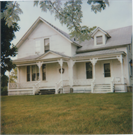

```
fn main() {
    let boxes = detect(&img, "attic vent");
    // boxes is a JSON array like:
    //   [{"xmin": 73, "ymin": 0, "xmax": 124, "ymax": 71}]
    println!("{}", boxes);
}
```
[{"xmin": 96, "ymin": 36, "xmax": 103, "ymax": 45}]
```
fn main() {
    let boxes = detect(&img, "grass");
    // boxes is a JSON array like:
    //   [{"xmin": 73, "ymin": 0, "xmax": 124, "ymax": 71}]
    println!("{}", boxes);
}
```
[{"xmin": 1, "ymin": 92, "xmax": 132, "ymax": 134}]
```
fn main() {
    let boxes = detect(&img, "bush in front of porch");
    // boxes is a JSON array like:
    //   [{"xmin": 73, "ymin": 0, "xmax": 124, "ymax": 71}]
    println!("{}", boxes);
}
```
[{"xmin": 1, "ymin": 93, "xmax": 132, "ymax": 134}]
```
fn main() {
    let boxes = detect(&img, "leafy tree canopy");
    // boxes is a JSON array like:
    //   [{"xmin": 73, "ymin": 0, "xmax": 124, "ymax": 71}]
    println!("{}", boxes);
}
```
[
  {"xmin": 1, "ymin": 1, "xmax": 20, "ymax": 75},
  {"xmin": 1, "ymin": 0, "xmax": 109, "ymax": 42}
]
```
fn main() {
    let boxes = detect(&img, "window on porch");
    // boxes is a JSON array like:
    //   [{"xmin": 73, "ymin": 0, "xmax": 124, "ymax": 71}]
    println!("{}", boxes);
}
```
[
  {"xmin": 27, "ymin": 66, "xmax": 30, "ymax": 81},
  {"xmin": 86, "ymin": 62, "xmax": 92, "ymax": 79},
  {"xmin": 44, "ymin": 38, "xmax": 49, "ymax": 53},
  {"xmin": 32, "ymin": 65, "xmax": 39, "ymax": 81},
  {"xmin": 42, "ymin": 64, "xmax": 46, "ymax": 80},
  {"xmin": 104, "ymin": 63, "xmax": 111, "ymax": 77}
]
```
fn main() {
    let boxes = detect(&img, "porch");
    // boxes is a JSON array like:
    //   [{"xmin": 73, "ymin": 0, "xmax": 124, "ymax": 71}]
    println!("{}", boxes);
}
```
[{"xmin": 8, "ymin": 51, "xmax": 128, "ymax": 95}]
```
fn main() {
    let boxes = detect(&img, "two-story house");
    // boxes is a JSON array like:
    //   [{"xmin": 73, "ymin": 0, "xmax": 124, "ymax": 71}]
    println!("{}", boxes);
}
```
[{"xmin": 8, "ymin": 17, "xmax": 132, "ymax": 95}]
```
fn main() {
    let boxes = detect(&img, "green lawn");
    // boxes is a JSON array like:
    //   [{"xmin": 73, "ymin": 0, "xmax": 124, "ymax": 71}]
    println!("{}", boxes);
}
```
[{"xmin": 1, "ymin": 93, "xmax": 132, "ymax": 134}]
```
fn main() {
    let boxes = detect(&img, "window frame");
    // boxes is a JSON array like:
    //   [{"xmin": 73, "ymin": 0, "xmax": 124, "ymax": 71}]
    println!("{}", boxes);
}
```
[
  {"xmin": 44, "ymin": 38, "xmax": 50, "ymax": 53},
  {"xmin": 86, "ymin": 62, "xmax": 93, "ymax": 79},
  {"xmin": 103, "ymin": 63, "xmax": 111, "ymax": 78},
  {"xmin": 96, "ymin": 35, "xmax": 103, "ymax": 45},
  {"xmin": 32, "ymin": 65, "xmax": 39, "ymax": 81},
  {"xmin": 27, "ymin": 66, "xmax": 30, "ymax": 82},
  {"xmin": 42, "ymin": 64, "xmax": 46, "ymax": 81}
]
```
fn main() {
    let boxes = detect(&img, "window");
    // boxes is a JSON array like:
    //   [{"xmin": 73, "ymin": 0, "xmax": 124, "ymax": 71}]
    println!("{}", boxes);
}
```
[
  {"xmin": 27, "ymin": 66, "xmax": 30, "ymax": 81},
  {"xmin": 32, "ymin": 65, "xmax": 39, "ymax": 81},
  {"xmin": 44, "ymin": 38, "xmax": 49, "ymax": 53},
  {"xmin": 96, "ymin": 36, "xmax": 103, "ymax": 45},
  {"xmin": 42, "ymin": 64, "xmax": 46, "ymax": 80},
  {"xmin": 104, "ymin": 63, "xmax": 111, "ymax": 77},
  {"xmin": 86, "ymin": 62, "xmax": 92, "ymax": 79}
]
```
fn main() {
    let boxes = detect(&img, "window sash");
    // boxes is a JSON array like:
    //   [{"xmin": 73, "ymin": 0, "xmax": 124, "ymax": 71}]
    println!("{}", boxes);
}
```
[
  {"xmin": 86, "ymin": 62, "xmax": 93, "ymax": 79},
  {"xmin": 27, "ymin": 66, "xmax": 30, "ymax": 81},
  {"xmin": 96, "ymin": 36, "xmax": 103, "ymax": 45},
  {"xmin": 32, "ymin": 65, "xmax": 39, "ymax": 81},
  {"xmin": 42, "ymin": 64, "xmax": 46, "ymax": 80},
  {"xmin": 104, "ymin": 63, "xmax": 111, "ymax": 77},
  {"xmin": 44, "ymin": 38, "xmax": 50, "ymax": 52}
]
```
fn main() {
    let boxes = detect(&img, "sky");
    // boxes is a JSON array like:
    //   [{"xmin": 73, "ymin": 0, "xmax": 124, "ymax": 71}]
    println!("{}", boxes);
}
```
[{"xmin": 12, "ymin": 0, "xmax": 132, "ymax": 45}]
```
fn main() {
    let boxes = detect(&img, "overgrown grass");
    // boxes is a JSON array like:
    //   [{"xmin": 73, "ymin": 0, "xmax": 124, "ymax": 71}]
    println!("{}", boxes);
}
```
[{"xmin": 1, "ymin": 93, "xmax": 132, "ymax": 134}]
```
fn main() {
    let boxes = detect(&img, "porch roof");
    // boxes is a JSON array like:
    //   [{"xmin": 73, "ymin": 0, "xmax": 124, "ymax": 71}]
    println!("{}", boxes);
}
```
[
  {"xmin": 13, "ymin": 51, "xmax": 70, "ymax": 64},
  {"xmin": 73, "ymin": 50, "xmax": 126, "ymax": 58}
]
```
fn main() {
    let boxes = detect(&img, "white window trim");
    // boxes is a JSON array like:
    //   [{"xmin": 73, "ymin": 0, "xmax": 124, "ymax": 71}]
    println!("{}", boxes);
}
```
[
  {"xmin": 102, "ymin": 61, "xmax": 112, "ymax": 78},
  {"xmin": 44, "ymin": 37, "xmax": 50, "ymax": 53},
  {"xmin": 42, "ymin": 64, "xmax": 47, "ymax": 81}
]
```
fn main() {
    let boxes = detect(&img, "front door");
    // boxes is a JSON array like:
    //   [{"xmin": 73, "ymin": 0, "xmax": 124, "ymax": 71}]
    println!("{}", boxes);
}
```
[{"xmin": 103, "ymin": 63, "xmax": 111, "ymax": 83}]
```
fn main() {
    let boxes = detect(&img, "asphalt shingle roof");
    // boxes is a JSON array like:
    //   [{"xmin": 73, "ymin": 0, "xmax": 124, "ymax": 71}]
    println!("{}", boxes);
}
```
[
  {"xmin": 74, "ymin": 50, "xmax": 126, "ymax": 58},
  {"xmin": 77, "ymin": 25, "xmax": 132, "ymax": 52}
]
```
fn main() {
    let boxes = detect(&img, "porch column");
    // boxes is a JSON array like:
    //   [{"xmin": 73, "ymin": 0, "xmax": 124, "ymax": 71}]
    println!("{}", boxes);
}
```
[
  {"xmin": 67, "ymin": 59, "xmax": 76, "ymax": 87},
  {"xmin": 17, "ymin": 67, "xmax": 19, "ymax": 83},
  {"xmin": 36, "ymin": 61, "xmax": 43, "ymax": 81},
  {"xmin": 58, "ymin": 59, "xmax": 63, "ymax": 87},
  {"xmin": 117, "ymin": 55, "xmax": 124, "ymax": 84},
  {"xmin": 90, "ymin": 58, "xmax": 98, "ymax": 81}
]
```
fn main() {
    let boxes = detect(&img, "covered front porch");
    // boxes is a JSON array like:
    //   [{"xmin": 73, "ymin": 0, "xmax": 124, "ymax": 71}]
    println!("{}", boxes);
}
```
[{"xmin": 8, "ymin": 50, "xmax": 128, "ymax": 95}]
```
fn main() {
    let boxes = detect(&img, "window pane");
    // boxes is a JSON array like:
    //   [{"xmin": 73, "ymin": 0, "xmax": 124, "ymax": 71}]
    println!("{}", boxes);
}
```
[
  {"xmin": 97, "ymin": 36, "xmax": 103, "ymax": 44},
  {"xmin": 86, "ymin": 62, "xmax": 92, "ymax": 79},
  {"xmin": 42, "ymin": 64, "xmax": 46, "ymax": 80},
  {"xmin": 104, "ymin": 63, "xmax": 111, "ymax": 77},
  {"xmin": 27, "ymin": 66, "xmax": 30, "ymax": 81},
  {"xmin": 44, "ymin": 38, "xmax": 49, "ymax": 52}
]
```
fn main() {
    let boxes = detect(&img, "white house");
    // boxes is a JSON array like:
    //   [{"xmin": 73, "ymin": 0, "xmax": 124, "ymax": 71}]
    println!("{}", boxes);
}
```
[{"xmin": 8, "ymin": 17, "xmax": 132, "ymax": 95}]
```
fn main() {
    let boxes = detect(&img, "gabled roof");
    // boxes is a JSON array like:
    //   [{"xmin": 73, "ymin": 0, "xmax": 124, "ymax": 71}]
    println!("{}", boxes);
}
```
[
  {"xmin": 91, "ymin": 27, "xmax": 111, "ymax": 38},
  {"xmin": 77, "ymin": 25, "xmax": 132, "ymax": 53},
  {"xmin": 16, "ymin": 17, "xmax": 81, "ymax": 48}
]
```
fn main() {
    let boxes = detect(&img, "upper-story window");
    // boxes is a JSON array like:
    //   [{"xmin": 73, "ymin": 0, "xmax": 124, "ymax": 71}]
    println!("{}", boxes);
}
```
[
  {"xmin": 96, "ymin": 36, "xmax": 103, "ymax": 45},
  {"xmin": 44, "ymin": 38, "xmax": 50, "ymax": 53}
]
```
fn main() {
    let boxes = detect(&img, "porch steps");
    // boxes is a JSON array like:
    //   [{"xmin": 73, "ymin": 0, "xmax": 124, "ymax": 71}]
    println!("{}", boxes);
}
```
[
  {"xmin": 39, "ymin": 89, "xmax": 55, "ymax": 95},
  {"xmin": 93, "ymin": 84, "xmax": 112, "ymax": 93}
]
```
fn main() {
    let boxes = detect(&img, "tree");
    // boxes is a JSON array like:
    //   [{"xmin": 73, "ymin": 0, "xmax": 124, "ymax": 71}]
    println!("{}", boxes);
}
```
[
  {"xmin": 1, "ymin": 0, "xmax": 109, "ymax": 42},
  {"xmin": 9, "ymin": 67, "xmax": 17, "ymax": 83},
  {"xmin": 1, "ymin": 1, "xmax": 20, "ymax": 76}
]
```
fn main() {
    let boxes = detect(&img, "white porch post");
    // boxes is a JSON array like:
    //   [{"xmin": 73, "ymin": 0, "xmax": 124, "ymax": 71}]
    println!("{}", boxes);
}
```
[
  {"xmin": 17, "ymin": 67, "xmax": 19, "ymax": 83},
  {"xmin": 67, "ymin": 59, "xmax": 75, "ymax": 87},
  {"xmin": 117, "ymin": 55, "xmax": 124, "ymax": 84},
  {"xmin": 58, "ymin": 59, "xmax": 63, "ymax": 87},
  {"xmin": 36, "ymin": 61, "xmax": 43, "ymax": 81},
  {"xmin": 90, "ymin": 58, "xmax": 98, "ymax": 93}
]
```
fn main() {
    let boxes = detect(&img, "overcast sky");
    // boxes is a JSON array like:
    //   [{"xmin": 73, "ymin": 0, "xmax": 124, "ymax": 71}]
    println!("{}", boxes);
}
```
[{"xmin": 12, "ymin": 0, "xmax": 132, "ymax": 45}]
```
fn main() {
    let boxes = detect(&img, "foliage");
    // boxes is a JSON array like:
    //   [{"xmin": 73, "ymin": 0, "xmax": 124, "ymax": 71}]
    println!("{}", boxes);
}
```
[
  {"xmin": 1, "ymin": 1, "xmax": 20, "ymax": 76},
  {"xmin": 9, "ymin": 67, "xmax": 17, "ymax": 83},
  {"xmin": 1, "ymin": 1, "xmax": 23, "ymax": 27},
  {"xmin": 34, "ymin": 0, "xmax": 109, "ymax": 42},
  {"xmin": 1, "ymin": 93, "xmax": 132, "ymax": 134},
  {"xmin": 1, "ymin": 0, "xmax": 109, "ymax": 42},
  {"xmin": 1, "ymin": 75, "xmax": 9, "ymax": 96}
]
